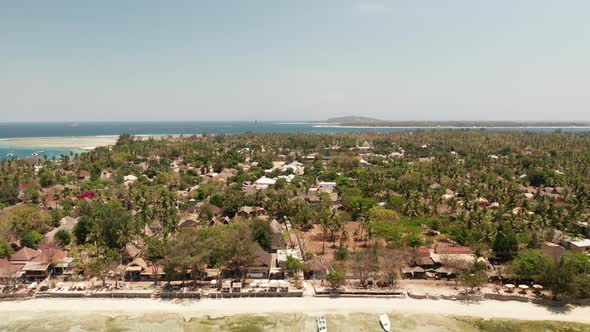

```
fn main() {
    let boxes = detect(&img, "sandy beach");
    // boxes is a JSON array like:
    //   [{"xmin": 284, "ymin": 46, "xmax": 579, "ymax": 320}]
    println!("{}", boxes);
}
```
[
  {"xmin": 0, "ymin": 136, "xmax": 119, "ymax": 150},
  {"xmin": 2, "ymin": 297, "xmax": 590, "ymax": 331},
  {"xmin": 0, "ymin": 134, "xmax": 200, "ymax": 152},
  {"xmin": 2, "ymin": 297, "xmax": 589, "ymax": 323}
]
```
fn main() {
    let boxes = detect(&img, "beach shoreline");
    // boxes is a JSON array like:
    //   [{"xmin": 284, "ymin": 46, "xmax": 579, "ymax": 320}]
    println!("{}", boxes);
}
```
[
  {"xmin": 2, "ymin": 297, "xmax": 590, "ymax": 324},
  {"xmin": 0, "ymin": 136, "xmax": 119, "ymax": 150},
  {"xmin": 310, "ymin": 124, "xmax": 590, "ymax": 129}
]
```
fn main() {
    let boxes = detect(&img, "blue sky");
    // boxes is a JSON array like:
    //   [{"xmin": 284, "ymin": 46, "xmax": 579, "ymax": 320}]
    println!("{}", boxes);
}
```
[{"xmin": 1, "ymin": 1, "xmax": 589, "ymax": 122}]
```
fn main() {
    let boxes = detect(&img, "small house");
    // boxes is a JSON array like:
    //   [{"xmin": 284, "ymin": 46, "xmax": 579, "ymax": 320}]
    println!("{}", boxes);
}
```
[
  {"xmin": 125, "ymin": 258, "xmax": 148, "ymax": 281},
  {"xmin": 247, "ymin": 249, "xmax": 276, "ymax": 279},
  {"xmin": 0, "ymin": 259, "xmax": 22, "ymax": 283},
  {"xmin": 237, "ymin": 206, "xmax": 255, "ymax": 219},
  {"xmin": 318, "ymin": 182, "xmax": 337, "ymax": 192},
  {"xmin": 566, "ymin": 238, "xmax": 590, "ymax": 254},
  {"xmin": 22, "ymin": 261, "xmax": 50, "ymax": 281},
  {"xmin": 542, "ymin": 241, "xmax": 565, "ymax": 260},
  {"xmin": 402, "ymin": 266, "xmax": 426, "ymax": 279},
  {"xmin": 9, "ymin": 247, "xmax": 42, "ymax": 265}
]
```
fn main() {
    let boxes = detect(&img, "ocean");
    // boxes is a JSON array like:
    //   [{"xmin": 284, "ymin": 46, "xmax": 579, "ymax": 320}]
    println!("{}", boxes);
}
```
[{"xmin": 1, "ymin": 121, "xmax": 589, "ymax": 160}]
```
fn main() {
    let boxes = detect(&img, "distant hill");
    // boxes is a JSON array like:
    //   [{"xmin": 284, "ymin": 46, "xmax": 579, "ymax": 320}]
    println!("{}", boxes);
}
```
[{"xmin": 323, "ymin": 116, "xmax": 385, "ymax": 125}]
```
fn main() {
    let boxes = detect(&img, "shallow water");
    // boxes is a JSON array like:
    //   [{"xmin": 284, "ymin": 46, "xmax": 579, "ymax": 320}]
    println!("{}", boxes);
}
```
[{"xmin": 1, "ymin": 312, "xmax": 589, "ymax": 332}]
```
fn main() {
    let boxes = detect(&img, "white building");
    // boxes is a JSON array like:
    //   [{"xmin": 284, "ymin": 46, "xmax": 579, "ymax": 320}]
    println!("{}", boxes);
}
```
[
  {"xmin": 254, "ymin": 177, "xmax": 276, "ymax": 190},
  {"xmin": 318, "ymin": 181, "xmax": 337, "ymax": 192}
]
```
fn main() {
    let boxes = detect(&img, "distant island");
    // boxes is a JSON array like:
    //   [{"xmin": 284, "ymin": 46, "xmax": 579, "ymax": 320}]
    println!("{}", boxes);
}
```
[{"xmin": 312, "ymin": 116, "xmax": 589, "ymax": 128}]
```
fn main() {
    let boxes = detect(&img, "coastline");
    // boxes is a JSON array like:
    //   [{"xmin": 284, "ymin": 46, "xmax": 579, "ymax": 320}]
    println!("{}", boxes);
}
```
[
  {"xmin": 0, "ymin": 136, "xmax": 119, "ymax": 150},
  {"xmin": 310, "ymin": 124, "xmax": 590, "ymax": 129},
  {"xmin": 2, "ymin": 297, "xmax": 590, "ymax": 323},
  {"xmin": 0, "ymin": 134, "xmax": 196, "ymax": 151}
]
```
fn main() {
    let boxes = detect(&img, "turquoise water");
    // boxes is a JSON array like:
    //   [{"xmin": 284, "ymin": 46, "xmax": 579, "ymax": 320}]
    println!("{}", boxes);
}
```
[
  {"xmin": 1, "ymin": 121, "xmax": 589, "ymax": 160},
  {"xmin": 0, "ymin": 148, "xmax": 82, "ymax": 161}
]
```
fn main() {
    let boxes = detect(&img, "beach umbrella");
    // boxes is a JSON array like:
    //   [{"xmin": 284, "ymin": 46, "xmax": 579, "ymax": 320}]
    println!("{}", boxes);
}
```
[
  {"xmin": 518, "ymin": 284, "xmax": 529, "ymax": 290},
  {"xmin": 532, "ymin": 284, "xmax": 543, "ymax": 290},
  {"xmin": 210, "ymin": 280, "xmax": 217, "ymax": 285},
  {"xmin": 504, "ymin": 284, "xmax": 515, "ymax": 289}
]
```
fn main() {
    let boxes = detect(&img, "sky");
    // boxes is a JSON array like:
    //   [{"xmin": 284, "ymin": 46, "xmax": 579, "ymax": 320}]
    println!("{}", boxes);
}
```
[{"xmin": 1, "ymin": 1, "xmax": 589, "ymax": 122}]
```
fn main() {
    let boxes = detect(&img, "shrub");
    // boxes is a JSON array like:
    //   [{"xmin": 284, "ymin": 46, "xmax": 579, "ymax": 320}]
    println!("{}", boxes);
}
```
[
  {"xmin": 326, "ymin": 271, "xmax": 346, "ymax": 288},
  {"xmin": 0, "ymin": 240, "xmax": 14, "ymax": 258},
  {"xmin": 55, "ymin": 229, "xmax": 71, "ymax": 247},
  {"xmin": 334, "ymin": 247, "xmax": 348, "ymax": 261},
  {"xmin": 20, "ymin": 229, "xmax": 43, "ymax": 248}
]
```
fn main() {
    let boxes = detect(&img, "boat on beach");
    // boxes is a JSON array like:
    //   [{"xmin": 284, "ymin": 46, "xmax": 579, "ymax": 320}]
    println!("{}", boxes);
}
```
[
  {"xmin": 379, "ymin": 313, "xmax": 391, "ymax": 332},
  {"xmin": 316, "ymin": 316, "xmax": 327, "ymax": 332}
]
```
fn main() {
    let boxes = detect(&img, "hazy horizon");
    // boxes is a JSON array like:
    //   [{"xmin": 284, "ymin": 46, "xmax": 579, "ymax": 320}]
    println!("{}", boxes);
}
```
[
  {"xmin": 2, "ymin": 1, "xmax": 590, "ymax": 122},
  {"xmin": 1, "ymin": 118, "xmax": 589, "ymax": 124}
]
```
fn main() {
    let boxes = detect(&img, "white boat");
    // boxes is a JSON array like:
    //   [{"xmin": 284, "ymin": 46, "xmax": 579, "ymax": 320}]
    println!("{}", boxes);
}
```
[
  {"xmin": 379, "ymin": 313, "xmax": 391, "ymax": 332},
  {"xmin": 316, "ymin": 316, "xmax": 327, "ymax": 332}
]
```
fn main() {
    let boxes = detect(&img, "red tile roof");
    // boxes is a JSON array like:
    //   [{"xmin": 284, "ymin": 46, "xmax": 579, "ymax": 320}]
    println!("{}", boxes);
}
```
[
  {"xmin": 31, "ymin": 249, "xmax": 68, "ymax": 264},
  {"xmin": 0, "ymin": 259, "xmax": 23, "ymax": 278},
  {"xmin": 9, "ymin": 247, "xmax": 42, "ymax": 263},
  {"xmin": 414, "ymin": 247, "xmax": 434, "ymax": 266}
]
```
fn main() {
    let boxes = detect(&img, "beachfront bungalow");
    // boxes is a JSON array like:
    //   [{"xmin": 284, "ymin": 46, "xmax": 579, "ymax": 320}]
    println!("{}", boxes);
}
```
[
  {"xmin": 0, "ymin": 259, "xmax": 23, "ymax": 284},
  {"xmin": 402, "ymin": 266, "xmax": 426, "ymax": 279},
  {"xmin": 22, "ymin": 261, "xmax": 50, "ymax": 281},
  {"xmin": 413, "ymin": 247, "xmax": 434, "ymax": 267},
  {"xmin": 435, "ymin": 266, "xmax": 458, "ymax": 279},
  {"xmin": 52, "ymin": 257, "xmax": 74, "ymax": 276},
  {"xmin": 304, "ymin": 258, "xmax": 328, "ymax": 279},
  {"xmin": 141, "ymin": 265, "xmax": 165, "ymax": 281},
  {"xmin": 125, "ymin": 257, "xmax": 148, "ymax": 281},
  {"xmin": 246, "ymin": 249, "xmax": 277, "ymax": 279},
  {"xmin": 9, "ymin": 247, "xmax": 42, "ymax": 266},
  {"xmin": 426, "ymin": 242, "xmax": 477, "ymax": 278}
]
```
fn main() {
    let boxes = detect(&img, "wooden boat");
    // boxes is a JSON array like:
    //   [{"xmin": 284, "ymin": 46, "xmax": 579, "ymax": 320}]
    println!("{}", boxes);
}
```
[
  {"xmin": 316, "ymin": 316, "xmax": 327, "ymax": 332},
  {"xmin": 379, "ymin": 313, "xmax": 391, "ymax": 332}
]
